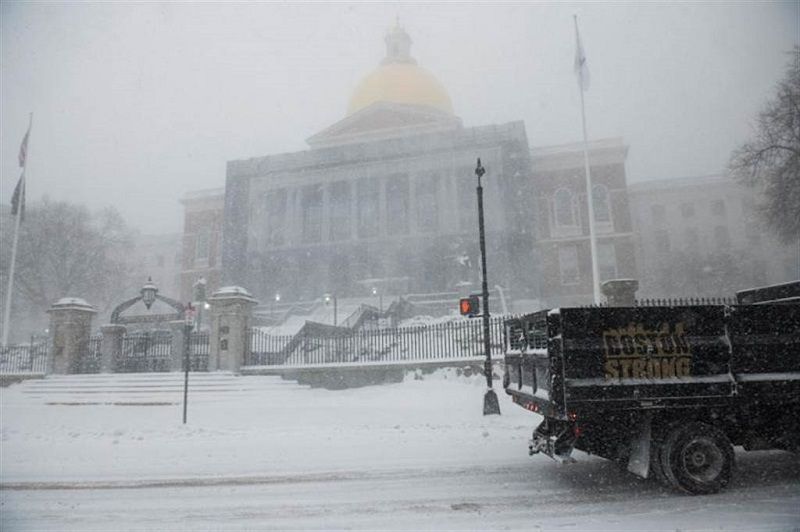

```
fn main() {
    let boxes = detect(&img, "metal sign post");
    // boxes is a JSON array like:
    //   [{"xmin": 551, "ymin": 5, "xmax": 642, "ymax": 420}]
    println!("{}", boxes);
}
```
[{"xmin": 182, "ymin": 303, "xmax": 196, "ymax": 424}]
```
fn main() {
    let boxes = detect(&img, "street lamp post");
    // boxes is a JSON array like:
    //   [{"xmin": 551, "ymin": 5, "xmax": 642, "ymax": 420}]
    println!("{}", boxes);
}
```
[
  {"xmin": 372, "ymin": 287, "xmax": 383, "ymax": 315},
  {"xmin": 324, "ymin": 293, "xmax": 338, "ymax": 326},
  {"xmin": 475, "ymin": 158, "xmax": 500, "ymax": 416},
  {"xmin": 272, "ymin": 293, "xmax": 281, "ymax": 325},
  {"xmin": 192, "ymin": 277, "xmax": 207, "ymax": 331}
]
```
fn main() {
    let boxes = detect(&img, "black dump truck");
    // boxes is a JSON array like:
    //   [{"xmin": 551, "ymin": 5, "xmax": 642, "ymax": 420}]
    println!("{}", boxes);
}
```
[{"xmin": 503, "ymin": 281, "xmax": 799, "ymax": 494}]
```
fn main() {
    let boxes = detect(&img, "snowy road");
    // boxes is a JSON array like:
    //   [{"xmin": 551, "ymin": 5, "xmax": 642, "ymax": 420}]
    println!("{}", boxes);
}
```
[
  {"xmin": 4, "ymin": 453, "xmax": 799, "ymax": 531},
  {"xmin": 2, "ymin": 372, "xmax": 799, "ymax": 530}
]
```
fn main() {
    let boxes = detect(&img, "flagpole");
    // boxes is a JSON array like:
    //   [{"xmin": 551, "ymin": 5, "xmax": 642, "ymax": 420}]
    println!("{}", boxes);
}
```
[
  {"xmin": 574, "ymin": 15, "xmax": 601, "ymax": 305},
  {"xmin": 2, "ymin": 113, "xmax": 32, "ymax": 348}
]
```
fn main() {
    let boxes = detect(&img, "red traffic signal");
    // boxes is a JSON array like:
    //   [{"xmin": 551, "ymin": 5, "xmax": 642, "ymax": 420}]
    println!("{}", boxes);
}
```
[{"xmin": 459, "ymin": 295, "xmax": 480, "ymax": 317}]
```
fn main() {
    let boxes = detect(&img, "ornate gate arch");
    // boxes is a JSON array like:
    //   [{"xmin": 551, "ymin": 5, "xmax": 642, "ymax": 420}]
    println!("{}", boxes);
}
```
[{"xmin": 107, "ymin": 278, "xmax": 187, "ymax": 372}]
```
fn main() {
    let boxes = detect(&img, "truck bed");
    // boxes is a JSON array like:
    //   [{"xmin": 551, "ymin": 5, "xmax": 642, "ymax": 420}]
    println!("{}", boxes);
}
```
[{"xmin": 504, "ymin": 303, "xmax": 800, "ymax": 420}]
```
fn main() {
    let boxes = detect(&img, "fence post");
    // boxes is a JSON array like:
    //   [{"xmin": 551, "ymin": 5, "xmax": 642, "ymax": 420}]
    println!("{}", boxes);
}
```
[
  {"xmin": 208, "ymin": 287, "xmax": 258, "ymax": 373},
  {"xmin": 600, "ymin": 279, "xmax": 640, "ymax": 307},
  {"xmin": 47, "ymin": 298, "xmax": 97, "ymax": 374}
]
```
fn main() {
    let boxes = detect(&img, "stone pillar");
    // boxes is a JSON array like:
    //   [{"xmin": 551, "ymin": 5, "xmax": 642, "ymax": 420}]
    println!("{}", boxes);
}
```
[
  {"xmin": 100, "ymin": 324, "xmax": 126, "ymax": 373},
  {"xmin": 408, "ymin": 173, "xmax": 417, "ymax": 234},
  {"xmin": 208, "ymin": 286, "xmax": 258, "ymax": 373},
  {"xmin": 378, "ymin": 177, "xmax": 387, "ymax": 237},
  {"xmin": 168, "ymin": 320, "xmax": 188, "ymax": 372},
  {"xmin": 47, "ymin": 298, "xmax": 97, "ymax": 374},
  {"xmin": 601, "ymin": 279, "xmax": 640, "ymax": 307},
  {"xmin": 349, "ymin": 180, "xmax": 357, "ymax": 239},
  {"xmin": 322, "ymin": 184, "xmax": 331, "ymax": 244}
]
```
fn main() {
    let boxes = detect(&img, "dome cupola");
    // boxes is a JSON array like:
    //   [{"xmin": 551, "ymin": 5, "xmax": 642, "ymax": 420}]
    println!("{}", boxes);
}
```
[{"xmin": 347, "ymin": 22, "xmax": 454, "ymax": 116}]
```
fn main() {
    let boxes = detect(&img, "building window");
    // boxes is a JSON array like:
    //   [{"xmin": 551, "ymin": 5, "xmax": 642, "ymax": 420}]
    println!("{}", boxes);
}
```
[
  {"xmin": 711, "ymin": 199, "xmax": 726, "ymax": 216},
  {"xmin": 554, "ymin": 188, "xmax": 576, "ymax": 227},
  {"xmin": 559, "ymin": 245, "xmax": 580, "ymax": 285},
  {"xmin": 592, "ymin": 184, "xmax": 611, "ymax": 223},
  {"xmin": 195, "ymin": 231, "xmax": 210, "ymax": 264},
  {"xmin": 598, "ymin": 242, "xmax": 617, "ymax": 281},
  {"xmin": 714, "ymin": 225, "xmax": 731, "ymax": 249},
  {"xmin": 654, "ymin": 230, "xmax": 670, "ymax": 254},
  {"xmin": 415, "ymin": 176, "xmax": 438, "ymax": 233},
  {"xmin": 681, "ymin": 202, "xmax": 695, "ymax": 218},
  {"xmin": 265, "ymin": 189, "xmax": 287, "ymax": 246},
  {"xmin": 651, "ymin": 204, "xmax": 666, "ymax": 225},
  {"xmin": 156, "ymin": 255, "xmax": 165, "ymax": 268},
  {"xmin": 301, "ymin": 185, "xmax": 323, "ymax": 243},
  {"xmin": 329, "ymin": 181, "xmax": 351, "ymax": 242},
  {"xmin": 386, "ymin": 175, "xmax": 409, "ymax": 236},
  {"xmin": 357, "ymin": 178, "xmax": 379, "ymax": 239}
]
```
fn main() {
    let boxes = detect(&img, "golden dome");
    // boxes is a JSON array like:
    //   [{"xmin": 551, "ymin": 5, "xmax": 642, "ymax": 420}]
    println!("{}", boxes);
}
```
[
  {"xmin": 348, "ymin": 63, "xmax": 454, "ymax": 116},
  {"xmin": 347, "ymin": 23, "xmax": 454, "ymax": 116}
]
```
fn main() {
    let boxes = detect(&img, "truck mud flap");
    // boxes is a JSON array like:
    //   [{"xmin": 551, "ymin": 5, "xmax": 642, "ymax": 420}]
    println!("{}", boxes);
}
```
[
  {"xmin": 626, "ymin": 412, "xmax": 652, "ymax": 479},
  {"xmin": 529, "ymin": 418, "xmax": 577, "ymax": 464}
]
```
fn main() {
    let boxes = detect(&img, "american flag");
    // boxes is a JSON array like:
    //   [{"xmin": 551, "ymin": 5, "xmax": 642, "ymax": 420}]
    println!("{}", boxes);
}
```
[
  {"xmin": 18, "ymin": 128, "xmax": 29, "ymax": 168},
  {"xmin": 11, "ymin": 173, "xmax": 25, "ymax": 220}
]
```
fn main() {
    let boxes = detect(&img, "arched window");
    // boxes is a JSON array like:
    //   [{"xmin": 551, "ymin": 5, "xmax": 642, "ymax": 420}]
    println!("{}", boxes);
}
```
[
  {"xmin": 592, "ymin": 184, "xmax": 611, "ymax": 223},
  {"xmin": 554, "ymin": 188, "xmax": 575, "ymax": 227}
]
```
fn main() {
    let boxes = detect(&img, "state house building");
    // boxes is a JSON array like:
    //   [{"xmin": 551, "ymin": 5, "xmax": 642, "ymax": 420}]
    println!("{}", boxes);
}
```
[
  {"xmin": 181, "ymin": 23, "xmax": 638, "ymax": 311},
  {"xmin": 220, "ymin": 24, "xmax": 537, "ymax": 306}
]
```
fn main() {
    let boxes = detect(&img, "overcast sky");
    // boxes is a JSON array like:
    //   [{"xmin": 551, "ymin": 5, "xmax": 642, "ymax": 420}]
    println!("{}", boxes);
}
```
[{"xmin": 1, "ymin": 2, "xmax": 798, "ymax": 234}]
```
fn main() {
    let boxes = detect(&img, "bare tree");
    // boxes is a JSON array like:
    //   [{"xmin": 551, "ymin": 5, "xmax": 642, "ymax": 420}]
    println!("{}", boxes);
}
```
[
  {"xmin": 729, "ymin": 47, "xmax": 800, "ymax": 243},
  {"xmin": 0, "ymin": 199, "xmax": 136, "ymax": 336}
]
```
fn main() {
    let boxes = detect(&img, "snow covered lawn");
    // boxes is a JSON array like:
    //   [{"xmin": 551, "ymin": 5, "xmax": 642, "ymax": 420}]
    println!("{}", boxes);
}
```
[
  {"xmin": 1, "ymin": 371, "xmax": 533, "ymax": 484},
  {"xmin": 2, "ymin": 371, "xmax": 799, "ymax": 530}
]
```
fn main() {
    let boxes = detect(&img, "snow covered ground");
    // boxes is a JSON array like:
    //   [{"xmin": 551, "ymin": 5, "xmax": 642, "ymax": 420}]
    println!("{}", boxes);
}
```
[{"xmin": 2, "ymin": 371, "xmax": 799, "ymax": 531}]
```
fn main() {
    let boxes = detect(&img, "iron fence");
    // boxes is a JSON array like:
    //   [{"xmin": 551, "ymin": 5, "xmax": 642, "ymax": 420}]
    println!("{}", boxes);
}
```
[
  {"xmin": 189, "ymin": 330, "xmax": 210, "ymax": 371},
  {"xmin": 248, "ymin": 328, "xmax": 293, "ymax": 365},
  {"xmin": 246, "ymin": 316, "xmax": 506, "ymax": 367},
  {"xmin": 76, "ymin": 333, "xmax": 103, "ymax": 374},
  {"xmin": 117, "ymin": 330, "xmax": 172, "ymax": 372},
  {"xmin": 0, "ymin": 334, "xmax": 49, "ymax": 374}
]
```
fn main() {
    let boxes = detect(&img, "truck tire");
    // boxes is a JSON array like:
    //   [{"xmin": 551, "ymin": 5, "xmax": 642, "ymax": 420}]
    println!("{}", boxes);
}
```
[{"xmin": 660, "ymin": 422, "xmax": 734, "ymax": 495}]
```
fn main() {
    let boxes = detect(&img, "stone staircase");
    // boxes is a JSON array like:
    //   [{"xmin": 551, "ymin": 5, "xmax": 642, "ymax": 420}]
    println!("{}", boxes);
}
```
[{"xmin": 1, "ymin": 372, "xmax": 307, "ymax": 406}]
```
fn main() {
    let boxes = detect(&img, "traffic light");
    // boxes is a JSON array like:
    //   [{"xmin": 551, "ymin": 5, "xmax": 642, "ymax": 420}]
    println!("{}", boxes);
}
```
[{"xmin": 459, "ymin": 294, "xmax": 480, "ymax": 317}]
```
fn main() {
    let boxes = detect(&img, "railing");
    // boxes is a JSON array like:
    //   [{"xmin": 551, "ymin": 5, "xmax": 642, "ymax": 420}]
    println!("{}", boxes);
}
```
[
  {"xmin": 248, "ymin": 328, "xmax": 293, "ymax": 365},
  {"xmin": 117, "ymin": 330, "xmax": 172, "ymax": 373},
  {"xmin": 0, "ymin": 335, "xmax": 49, "ymax": 374},
  {"xmin": 580, "ymin": 297, "xmax": 739, "ymax": 308},
  {"xmin": 189, "ymin": 331, "xmax": 210, "ymax": 371},
  {"xmin": 636, "ymin": 297, "xmax": 737, "ymax": 306},
  {"xmin": 245, "ymin": 316, "xmax": 506, "ymax": 367},
  {"xmin": 76, "ymin": 333, "xmax": 103, "ymax": 374}
]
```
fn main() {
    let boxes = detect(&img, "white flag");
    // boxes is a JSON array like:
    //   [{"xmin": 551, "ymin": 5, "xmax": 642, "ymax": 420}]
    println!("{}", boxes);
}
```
[{"xmin": 574, "ymin": 17, "xmax": 590, "ymax": 91}]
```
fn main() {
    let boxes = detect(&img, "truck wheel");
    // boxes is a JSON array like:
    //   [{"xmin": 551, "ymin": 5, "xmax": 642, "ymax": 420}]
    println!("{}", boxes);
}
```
[{"xmin": 660, "ymin": 422, "xmax": 734, "ymax": 495}]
